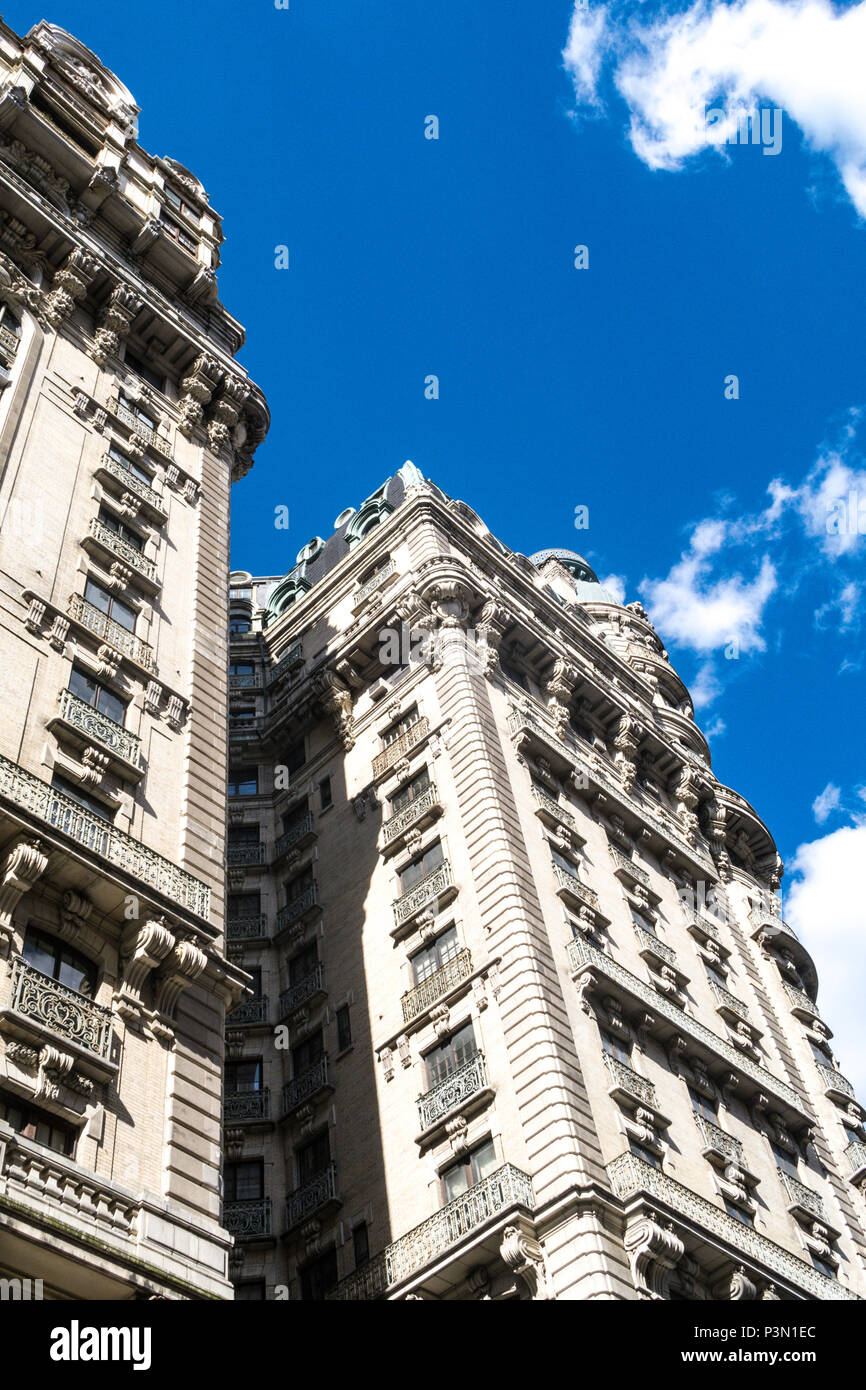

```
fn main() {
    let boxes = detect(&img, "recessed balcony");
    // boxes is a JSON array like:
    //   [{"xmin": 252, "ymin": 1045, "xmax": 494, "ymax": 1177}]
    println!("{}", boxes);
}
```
[
  {"xmin": 226, "ymin": 914, "xmax": 269, "ymax": 943},
  {"xmin": 275, "ymin": 883, "xmax": 320, "ymax": 940},
  {"xmin": 48, "ymin": 687, "xmax": 143, "ymax": 780},
  {"xmin": 417, "ymin": 1052, "xmax": 491, "ymax": 1136},
  {"xmin": 327, "ymin": 1164, "xmax": 534, "ymax": 1301},
  {"xmin": 392, "ymin": 859, "xmax": 456, "ymax": 931},
  {"xmin": 94, "ymin": 452, "xmax": 167, "ymax": 522},
  {"xmin": 285, "ymin": 1162, "xmax": 339, "ymax": 1231},
  {"xmin": 224, "ymin": 1088, "xmax": 270, "ymax": 1123},
  {"xmin": 223, "ymin": 1197, "xmax": 272, "ymax": 1243},
  {"xmin": 373, "ymin": 717, "xmax": 430, "ymax": 779},
  {"xmin": 278, "ymin": 964, "xmax": 326, "ymax": 1020},
  {"xmin": 401, "ymin": 948, "xmax": 473, "ymax": 1025},
  {"xmin": 273, "ymin": 813, "xmax": 316, "ymax": 863},
  {"xmin": 2, "ymin": 956, "xmax": 114, "ymax": 1079},
  {"xmin": 83, "ymin": 517, "xmax": 160, "ymax": 592},
  {"xmin": 67, "ymin": 594, "xmax": 156, "ymax": 673},
  {"xmin": 283, "ymin": 1057, "xmax": 332, "ymax": 1116},
  {"xmin": 382, "ymin": 783, "xmax": 442, "ymax": 851},
  {"xmin": 0, "ymin": 753, "xmax": 210, "ymax": 919}
]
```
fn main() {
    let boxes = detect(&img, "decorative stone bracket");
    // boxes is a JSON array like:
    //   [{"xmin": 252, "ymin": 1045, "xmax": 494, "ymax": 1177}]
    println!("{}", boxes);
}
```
[
  {"xmin": 623, "ymin": 1213, "xmax": 685, "ymax": 1299},
  {"xmin": 499, "ymin": 1224, "xmax": 551, "ymax": 1300},
  {"xmin": 0, "ymin": 837, "xmax": 50, "ymax": 958}
]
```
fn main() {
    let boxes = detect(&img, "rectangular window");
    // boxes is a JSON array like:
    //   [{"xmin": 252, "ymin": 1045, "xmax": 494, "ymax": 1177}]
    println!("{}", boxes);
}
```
[
  {"xmin": 224, "ymin": 1159, "xmax": 263, "ymax": 1202},
  {"xmin": 551, "ymin": 848, "xmax": 579, "ymax": 879},
  {"xmin": 399, "ymin": 839, "xmax": 444, "ymax": 894},
  {"xmin": 226, "ymin": 1058, "xmax": 263, "ymax": 1093},
  {"xmin": 282, "ymin": 799, "xmax": 310, "ymax": 833},
  {"xmin": 771, "ymin": 1142, "xmax": 799, "ymax": 1177},
  {"xmin": 296, "ymin": 1131, "xmax": 330, "ymax": 1185},
  {"xmin": 441, "ymin": 1139, "xmax": 497, "ymax": 1204},
  {"xmin": 119, "ymin": 394, "xmax": 156, "ymax": 431},
  {"xmin": 811, "ymin": 1254, "xmax": 836, "ymax": 1279},
  {"xmin": 319, "ymin": 776, "xmax": 332, "ymax": 811},
  {"xmin": 235, "ymin": 1282, "xmax": 266, "ymax": 1301},
  {"xmin": 411, "ymin": 926, "xmax": 460, "ymax": 985},
  {"xmin": 285, "ymin": 866, "xmax": 314, "ymax": 902},
  {"xmin": 228, "ymin": 824, "xmax": 260, "ymax": 846},
  {"xmin": 229, "ymin": 662, "xmax": 255, "ymax": 677},
  {"xmin": 51, "ymin": 773, "xmax": 112, "ymax": 822},
  {"xmin": 382, "ymin": 706, "xmax": 419, "ymax": 747},
  {"xmin": 689, "ymin": 1088, "xmax": 718, "ymax": 1122},
  {"xmin": 285, "ymin": 739, "xmax": 306, "ymax": 775},
  {"xmin": 292, "ymin": 1030, "xmax": 324, "ymax": 1077},
  {"xmin": 601, "ymin": 1031, "xmax": 632, "ymax": 1066},
  {"xmin": 68, "ymin": 666, "xmax": 127, "ymax": 725},
  {"xmin": 228, "ymin": 892, "xmax": 260, "ymax": 919},
  {"xmin": 123, "ymin": 350, "xmax": 165, "ymax": 393},
  {"xmin": 810, "ymin": 1040, "xmax": 833, "ymax": 1067},
  {"xmin": 84, "ymin": 578, "xmax": 136, "ymax": 633},
  {"xmin": 425, "ymin": 1022, "xmax": 476, "ymax": 1088},
  {"xmin": 705, "ymin": 964, "xmax": 728, "ymax": 990},
  {"xmin": 0, "ymin": 1089, "xmax": 75, "ymax": 1157},
  {"xmin": 230, "ymin": 619, "xmax": 251, "ymax": 635},
  {"xmin": 352, "ymin": 1222, "xmax": 370, "ymax": 1269},
  {"xmin": 299, "ymin": 1248, "xmax": 338, "ymax": 1301},
  {"xmin": 108, "ymin": 443, "xmax": 151, "ymax": 484},
  {"xmin": 631, "ymin": 908, "xmax": 658, "ymax": 938},
  {"xmin": 336, "ymin": 1005, "xmax": 352, "ymax": 1053},
  {"xmin": 628, "ymin": 1139, "xmax": 662, "ymax": 1169},
  {"xmin": 723, "ymin": 1198, "xmax": 754, "ymax": 1226},
  {"xmin": 228, "ymin": 767, "xmax": 258, "ymax": 797},
  {"xmin": 289, "ymin": 944, "xmax": 319, "ymax": 986},
  {"xmin": 98, "ymin": 506, "xmax": 144, "ymax": 551},
  {"xmin": 391, "ymin": 766, "xmax": 431, "ymax": 817}
]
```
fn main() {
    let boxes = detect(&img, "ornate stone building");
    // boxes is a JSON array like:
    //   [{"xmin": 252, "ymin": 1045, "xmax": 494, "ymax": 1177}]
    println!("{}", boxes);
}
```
[
  {"xmin": 0, "ymin": 21, "xmax": 268, "ymax": 1297},
  {"xmin": 226, "ymin": 463, "xmax": 866, "ymax": 1301}
]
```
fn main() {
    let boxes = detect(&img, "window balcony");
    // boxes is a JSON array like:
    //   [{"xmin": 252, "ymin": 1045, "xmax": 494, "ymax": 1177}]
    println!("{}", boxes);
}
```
[
  {"xmin": 507, "ymin": 707, "xmax": 573, "ymax": 778},
  {"xmin": 226, "ymin": 914, "xmax": 269, "ymax": 943},
  {"xmin": 67, "ymin": 594, "xmax": 156, "ymax": 673},
  {"xmin": 275, "ymin": 883, "xmax": 320, "ymax": 938},
  {"xmin": 114, "ymin": 400, "xmax": 172, "ymax": 458},
  {"xmin": 94, "ymin": 452, "xmax": 167, "ymax": 521},
  {"xmin": 816, "ymin": 1063, "xmax": 858, "ymax": 1106},
  {"xmin": 266, "ymin": 642, "xmax": 304, "ymax": 688},
  {"xmin": 373, "ymin": 717, "xmax": 430, "ymax": 778},
  {"xmin": 783, "ymin": 981, "xmax": 821, "ymax": 1023},
  {"xmin": 223, "ymin": 1197, "xmax": 272, "ymax": 1242},
  {"xmin": 273, "ymin": 813, "xmax": 315, "ymax": 862},
  {"xmin": 85, "ymin": 517, "xmax": 159, "ymax": 591},
  {"xmin": 224, "ymin": 1088, "xmax": 270, "ymax": 1123},
  {"xmin": 283, "ymin": 1057, "xmax": 332, "ymax": 1115},
  {"xmin": 682, "ymin": 905, "xmax": 724, "ymax": 948},
  {"xmin": 401, "ymin": 948, "xmax": 473, "ymax": 1024},
  {"xmin": 382, "ymin": 783, "xmax": 442, "ymax": 850},
  {"xmin": 0, "ymin": 753, "xmax": 210, "ymax": 919},
  {"xmin": 609, "ymin": 845, "xmax": 651, "ymax": 890},
  {"xmin": 353, "ymin": 558, "xmax": 396, "ymax": 608},
  {"xmin": 694, "ymin": 1113, "xmax": 746, "ymax": 1167},
  {"xmin": 327, "ymin": 1164, "xmax": 534, "ymax": 1300},
  {"xmin": 226, "ymin": 842, "xmax": 267, "ymax": 867},
  {"xmin": 602, "ymin": 1052, "xmax": 659, "ymax": 1109},
  {"xmin": 567, "ymin": 936, "xmax": 809, "ymax": 1124},
  {"xmin": 530, "ymin": 783, "xmax": 577, "ymax": 830},
  {"xmin": 229, "ymin": 672, "xmax": 262, "ymax": 691},
  {"xmin": 417, "ymin": 1052, "xmax": 491, "ymax": 1134},
  {"xmin": 708, "ymin": 977, "xmax": 751, "ymax": 1023},
  {"xmin": 0, "ymin": 323, "xmax": 19, "ymax": 363},
  {"xmin": 392, "ymin": 859, "xmax": 455, "ymax": 930},
  {"xmin": 552, "ymin": 862, "xmax": 599, "ymax": 916},
  {"xmin": 49, "ymin": 687, "xmax": 143, "ymax": 779},
  {"xmin": 845, "ymin": 1140, "xmax": 866, "ymax": 1183},
  {"xmin": 278, "ymin": 964, "xmax": 326, "ymax": 1020},
  {"xmin": 285, "ymin": 1162, "xmax": 339, "ymax": 1230},
  {"xmin": 777, "ymin": 1169, "xmax": 826, "ymax": 1223},
  {"xmin": 607, "ymin": 1152, "xmax": 854, "ymax": 1301},
  {"xmin": 4, "ymin": 956, "xmax": 113, "ymax": 1072},
  {"xmin": 633, "ymin": 924, "xmax": 678, "ymax": 973},
  {"xmin": 226, "ymin": 996, "xmax": 269, "ymax": 1028}
]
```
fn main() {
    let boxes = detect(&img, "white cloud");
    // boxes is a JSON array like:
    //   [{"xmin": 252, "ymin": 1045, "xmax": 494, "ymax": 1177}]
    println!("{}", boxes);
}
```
[
  {"xmin": 563, "ymin": 0, "xmax": 866, "ymax": 220},
  {"xmin": 812, "ymin": 781, "xmax": 842, "ymax": 824},
  {"xmin": 600, "ymin": 571, "xmax": 627, "ymax": 602},
  {"xmin": 702, "ymin": 713, "xmax": 727, "ymax": 739},
  {"xmin": 639, "ymin": 536, "xmax": 777, "ymax": 654},
  {"xmin": 815, "ymin": 579, "xmax": 862, "ymax": 631},
  {"xmin": 786, "ymin": 823, "xmax": 866, "ymax": 1097}
]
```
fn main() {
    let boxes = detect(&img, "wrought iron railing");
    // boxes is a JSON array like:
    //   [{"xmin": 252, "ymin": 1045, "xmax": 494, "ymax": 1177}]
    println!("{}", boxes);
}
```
[
  {"xmin": 383, "ymin": 784, "xmax": 439, "ymax": 845},
  {"xmin": 56, "ymin": 687, "xmax": 142, "ymax": 770},
  {"xmin": 783, "ymin": 982, "xmax": 820, "ymax": 1019},
  {"xmin": 283, "ymin": 1056, "xmax": 330, "ymax": 1114},
  {"xmin": 552, "ymin": 862, "xmax": 599, "ymax": 912},
  {"xmin": 229, "ymin": 672, "xmax": 260, "ymax": 689},
  {"xmin": 274, "ymin": 813, "xmax": 314, "ymax": 860},
  {"xmin": 223, "ymin": 1197, "xmax": 271, "ymax": 1241},
  {"xmin": 114, "ymin": 401, "xmax": 171, "ymax": 456},
  {"xmin": 266, "ymin": 642, "xmax": 304, "ymax": 686},
  {"xmin": 393, "ymin": 859, "xmax": 453, "ymax": 926},
  {"xmin": 0, "ymin": 323, "xmax": 19, "ymax": 360},
  {"xmin": 354, "ymin": 558, "xmax": 396, "ymax": 604},
  {"xmin": 845, "ymin": 1140, "xmax": 866, "ymax": 1177},
  {"xmin": 67, "ymin": 594, "xmax": 155, "ymax": 671},
  {"xmin": 224, "ymin": 1088, "xmax": 270, "ymax": 1121},
  {"xmin": 681, "ymin": 905, "xmax": 723, "ymax": 942},
  {"xmin": 226, "ymin": 996, "xmax": 268, "ymax": 1026},
  {"xmin": 286, "ymin": 1162, "xmax": 338, "ymax": 1229},
  {"xmin": 777, "ymin": 1169, "xmax": 825, "ymax": 1219},
  {"xmin": 99, "ymin": 452, "xmax": 164, "ymax": 513},
  {"xmin": 9, "ymin": 956, "xmax": 112, "ymax": 1059},
  {"xmin": 89, "ymin": 517, "xmax": 158, "ymax": 584},
  {"xmin": 609, "ymin": 845, "xmax": 651, "ymax": 888},
  {"xmin": 279, "ymin": 964, "xmax": 325, "ymax": 1018},
  {"xmin": 633, "ymin": 923, "xmax": 678, "ymax": 970},
  {"xmin": 418, "ymin": 1053, "xmax": 487, "ymax": 1131},
  {"xmin": 817, "ymin": 1063, "xmax": 856, "ymax": 1101},
  {"xmin": 328, "ymin": 1164, "xmax": 534, "ymax": 1300},
  {"xmin": 708, "ymin": 978, "xmax": 750, "ymax": 1020},
  {"xmin": 567, "ymin": 936, "xmax": 806, "ymax": 1115},
  {"xmin": 401, "ymin": 949, "xmax": 472, "ymax": 1024},
  {"xmin": 694, "ymin": 1113, "xmax": 745, "ymax": 1165},
  {"xmin": 530, "ymin": 783, "xmax": 576, "ymax": 826},
  {"xmin": 227, "ymin": 842, "xmax": 267, "ymax": 866},
  {"xmin": 0, "ymin": 753, "xmax": 210, "ymax": 918},
  {"xmin": 602, "ymin": 1052, "xmax": 658, "ymax": 1107},
  {"xmin": 276, "ymin": 883, "xmax": 318, "ymax": 933},
  {"xmin": 372, "ymin": 718, "xmax": 429, "ymax": 777},
  {"xmin": 607, "ymin": 1152, "xmax": 854, "ymax": 1300},
  {"xmin": 227, "ymin": 914, "xmax": 269, "ymax": 941}
]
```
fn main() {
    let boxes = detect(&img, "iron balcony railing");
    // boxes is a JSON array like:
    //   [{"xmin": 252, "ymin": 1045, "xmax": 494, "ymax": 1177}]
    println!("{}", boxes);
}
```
[
  {"xmin": 777, "ymin": 1169, "xmax": 825, "ymax": 1221},
  {"xmin": 276, "ymin": 883, "xmax": 318, "ymax": 933},
  {"xmin": 609, "ymin": 845, "xmax": 651, "ymax": 888},
  {"xmin": 328, "ymin": 1164, "xmax": 534, "ymax": 1300},
  {"xmin": 817, "ymin": 1063, "xmax": 857, "ymax": 1102},
  {"xmin": 279, "ymin": 964, "xmax": 325, "ymax": 1018},
  {"xmin": 266, "ymin": 642, "xmax": 304, "ymax": 687},
  {"xmin": 354, "ymin": 559, "xmax": 396, "ymax": 605},
  {"xmin": 372, "ymin": 718, "xmax": 429, "ymax": 778},
  {"xmin": 382, "ymin": 784, "xmax": 439, "ymax": 846},
  {"xmin": 224, "ymin": 1088, "xmax": 270, "ymax": 1122},
  {"xmin": 226, "ymin": 996, "xmax": 268, "ymax": 1027},
  {"xmin": 99, "ymin": 452, "xmax": 165, "ymax": 514},
  {"xmin": 708, "ymin": 978, "xmax": 751, "ymax": 1021},
  {"xmin": 10, "ymin": 956, "xmax": 112, "ymax": 1060},
  {"xmin": 88, "ymin": 517, "xmax": 158, "ymax": 585},
  {"xmin": 552, "ymin": 862, "xmax": 599, "ymax": 913},
  {"xmin": 783, "ymin": 982, "xmax": 820, "ymax": 1020},
  {"xmin": 283, "ymin": 1056, "xmax": 330, "ymax": 1114},
  {"xmin": 226, "ymin": 914, "xmax": 269, "ymax": 942},
  {"xmin": 227, "ymin": 842, "xmax": 267, "ymax": 866},
  {"xmin": 67, "ymin": 594, "xmax": 155, "ymax": 671},
  {"xmin": 682, "ymin": 905, "xmax": 724, "ymax": 943},
  {"xmin": 0, "ymin": 753, "xmax": 210, "ymax": 918},
  {"xmin": 0, "ymin": 323, "xmax": 19, "ymax": 361},
  {"xmin": 401, "ymin": 949, "xmax": 472, "ymax": 1024},
  {"xmin": 633, "ymin": 924, "xmax": 678, "ymax": 971},
  {"xmin": 114, "ymin": 401, "xmax": 171, "ymax": 456},
  {"xmin": 845, "ymin": 1140, "xmax": 866, "ymax": 1178},
  {"xmin": 418, "ymin": 1052, "xmax": 487, "ymax": 1131},
  {"xmin": 274, "ymin": 813, "xmax": 315, "ymax": 861},
  {"xmin": 694, "ymin": 1113, "xmax": 745, "ymax": 1165},
  {"xmin": 223, "ymin": 1197, "xmax": 271, "ymax": 1241},
  {"xmin": 285, "ymin": 1162, "xmax": 338, "ymax": 1230},
  {"xmin": 530, "ymin": 783, "xmax": 576, "ymax": 827},
  {"xmin": 55, "ymin": 687, "xmax": 142, "ymax": 770},
  {"xmin": 393, "ymin": 859, "xmax": 453, "ymax": 927},
  {"xmin": 229, "ymin": 672, "xmax": 260, "ymax": 689},
  {"xmin": 601, "ymin": 1052, "xmax": 658, "ymax": 1108}
]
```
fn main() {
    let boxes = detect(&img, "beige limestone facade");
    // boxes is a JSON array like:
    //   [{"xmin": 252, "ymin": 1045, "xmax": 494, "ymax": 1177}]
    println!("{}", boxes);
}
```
[
  {"xmin": 226, "ymin": 464, "xmax": 866, "ymax": 1301},
  {"xmin": 0, "ymin": 20, "xmax": 268, "ymax": 1298}
]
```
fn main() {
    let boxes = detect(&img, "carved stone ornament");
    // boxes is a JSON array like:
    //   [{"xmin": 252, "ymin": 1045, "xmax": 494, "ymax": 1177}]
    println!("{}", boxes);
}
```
[
  {"xmin": 0, "ymin": 837, "xmax": 51, "ymax": 957},
  {"xmin": 623, "ymin": 1214, "xmax": 684, "ymax": 1299},
  {"xmin": 499, "ymin": 1225, "xmax": 551, "ymax": 1300}
]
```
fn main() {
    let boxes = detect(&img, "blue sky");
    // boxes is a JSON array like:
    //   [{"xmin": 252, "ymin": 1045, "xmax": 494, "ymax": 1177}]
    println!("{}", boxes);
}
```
[{"xmin": 14, "ymin": 1, "xmax": 865, "ymax": 1082}]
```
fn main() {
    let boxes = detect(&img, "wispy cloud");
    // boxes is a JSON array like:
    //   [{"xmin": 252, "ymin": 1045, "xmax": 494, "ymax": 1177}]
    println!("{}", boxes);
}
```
[
  {"xmin": 812, "ymin": 781, "xmax": 842, "ymax": 824},
  {"xmin": 563, "ymin": 0, "xmax": 866, "ymax": 220}
]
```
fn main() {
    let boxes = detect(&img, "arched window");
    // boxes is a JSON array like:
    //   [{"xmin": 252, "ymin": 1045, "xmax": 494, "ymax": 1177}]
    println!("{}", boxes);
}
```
[{"xmin": 22, "ymin": 928, "xmax": 97, "ymax": 998}]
